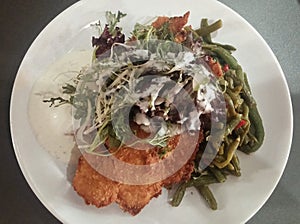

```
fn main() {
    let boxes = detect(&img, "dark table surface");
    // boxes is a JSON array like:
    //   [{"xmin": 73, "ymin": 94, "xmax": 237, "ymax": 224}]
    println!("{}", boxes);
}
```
[{"xmin": 1, "ymin": 0, "xmax": 299, "ymax": 223}]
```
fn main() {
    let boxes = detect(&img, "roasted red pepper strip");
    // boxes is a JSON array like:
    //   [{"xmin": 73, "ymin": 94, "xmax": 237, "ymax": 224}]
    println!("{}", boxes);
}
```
[
  {"xmin": 207, "ymin": 57, "xmax": 223, "ymax": 77},
  {"xmin": 152, "ymin": 11, "xmax": 190, "ymax": 34},
  {"xmin": 223, "ymin": 64, "xmax": 229, "ymax": 72},
  {"xmin": 235, "ymin": 119, "xmax": 247, "ymax": 130}
]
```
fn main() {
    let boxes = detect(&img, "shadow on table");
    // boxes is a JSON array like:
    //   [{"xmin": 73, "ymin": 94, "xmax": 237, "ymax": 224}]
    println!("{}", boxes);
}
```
[{"xmin": 290, "ymin": 92, "xmax": 299, "ymax": 153}]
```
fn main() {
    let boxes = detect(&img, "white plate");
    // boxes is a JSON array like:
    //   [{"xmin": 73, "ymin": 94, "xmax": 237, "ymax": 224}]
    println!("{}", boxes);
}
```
[{"xmin": 10, "ymin": 0, "xmax": 293, "ymax": 223}]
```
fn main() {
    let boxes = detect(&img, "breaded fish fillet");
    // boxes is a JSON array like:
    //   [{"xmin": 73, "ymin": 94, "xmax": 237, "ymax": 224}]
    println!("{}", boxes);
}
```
[
  {"xmin": 73, "ymin": 132, "xmax": 203, "ymax": 215},
  {"xmin": 73, "ymin": 155, "xmax": 162, "ymax": 215}
]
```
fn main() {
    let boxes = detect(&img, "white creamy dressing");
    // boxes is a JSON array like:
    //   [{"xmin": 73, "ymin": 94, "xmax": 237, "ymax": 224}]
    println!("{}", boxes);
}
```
[{"xmin": 28, "ymin": 50, "xmax": 92, "ymax": 165}]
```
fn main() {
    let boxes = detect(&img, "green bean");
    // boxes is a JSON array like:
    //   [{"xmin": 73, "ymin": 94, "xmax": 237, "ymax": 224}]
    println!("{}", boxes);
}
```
[
  {"xmin": 214, "ymin": 136, "xmax": 240, "ymax": 169},
  {"xmin": 225, "ymin": 114, "xmax": 242, "ymax": 136},
  {"xmin": 226, "ymin": 76, "xmax": 235, "ymax": 89},
  {"xmin": 233, "ymin": 153, "xmax": 240, "ymax": 165},
  {"xmin": 201, "ymin": 18, "xmax": 212, "ymax": 43},
  {"xmin": 226, "ymin": 163, "xmax": 235, "ymax": 171},
  {"xmin": 196, "ymin": 185, "xmax": 217, "ymax": 210},
  {"xmin": 218, "ymin": 78, "xmax": 227, "ymax": 87},
  {"xmin": 224, "ymin": 93, "xmax": 237, "ymax": 117},
  {"xmin": 209, "ymin": 167, "xmax": 226, "ymax": 183},
  {"xmin": 224, "ymin": 70, "xmax": 242, "ymax": 87},
  {"xmin": 231, "ymin": 154, "xmax": 241, "ymax": 176},
  {"xmin": 202, "ymin": 44, "xmax": 234, "ymax": 56},
  {"xmin": 214, "ymin": 154, "xmax": 226, "ymax": 163},
  {"xmin": 240, "ymin": 123, "xmax": 250, "ymax": 146},
  {"xmin": 253, "ymin": 105, "xmax": 264, "ymax": 125},
  {"xmin": 236, "ymin": 65, "xmax": 244, "ymax": 83},
  {"xmin": 214, "ymin": 43, "xmax": 236, "ymax": 51},
  {"xmin": 248, "ymin": 128, "xmax": 259, "ymax": 143},
  {"xmin": 226, "ymin": 88, "xmax": 243, "ymax": 108},
  {"xmin": 242, "ymin": 72, "xmax": 252, "ymax": 93},
  {"xmin": 225, "ymin": 69, "xmax": 253, "ymax": 109},
  {"xmin": 239, "ymin": 106, "xmax": 264, "ymax": 154},
  {"xmin": 171, "ymin": 182, "xmax": 188, "ymax": 207},
  {"xmin": 208, "ymin": 46, "xmax": 239, "ymax": 70},
  {"xmin": 201, "ymin": 43, "xmax": 218, "ymax": 50},
  {"xmin": 241, "ymin": 72, "xmax": 256, "ymax": 107},
  {"xmin": 243, "ymin": 134, "xmax": 250, "ymax": 145},
  {"xmin": 241, "ymin": 103, "xmax": 250, "ymax": 120},
  {"xmin": 200, "ymin": 28, "xmax": 236, "ymax": 52},
  {"xmin": 188, "ymin": 175, "xmax": 219, "ymax": 187},
  {"xmin": 218, "ymin": 143, "xmax": 224, "ymax": 155},
  {"xmin": 195, "ymin": 19, "xmax": 223, "ymax": 37},
  {"xmin": 224, "ymin": 135, "xmax": 232, "ymax": 146},
  {"xmin": 233, "ymin": 85, "xmax": 243, "ymax": 94}
]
